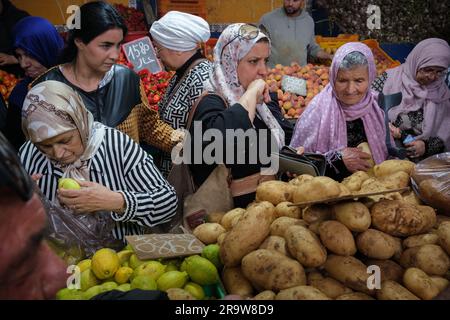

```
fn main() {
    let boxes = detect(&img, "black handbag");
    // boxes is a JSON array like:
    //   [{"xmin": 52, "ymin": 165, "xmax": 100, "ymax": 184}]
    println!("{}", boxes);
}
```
[{"xmin": 273, "ymin": 146, "xmax": 326, "ymax": 176}]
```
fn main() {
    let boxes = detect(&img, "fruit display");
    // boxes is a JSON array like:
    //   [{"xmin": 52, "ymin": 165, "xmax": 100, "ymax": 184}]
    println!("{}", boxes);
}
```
[
  {"xmin": 0, "ymin": 69, "xmax": 19, "ymax": 100},
  {"xmin": 193, "ymin": 158, "xmax": 450, "ymax": 300},
  {"xmin": 114, "ymin": 4, "xmax": 147, "ymax": 32},
  {"xmin": 55, "ymin": 244, "xmax": 224, "ymax": 300}
]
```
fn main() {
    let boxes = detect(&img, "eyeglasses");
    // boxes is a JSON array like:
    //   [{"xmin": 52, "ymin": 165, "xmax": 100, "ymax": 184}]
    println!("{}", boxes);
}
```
[
  {"xmin": 418, "ymin": 67, "xmax": 447, "ymax": 78},
  {"xmin": 220, "ymin": 24, "xmax": 266, "ymax": 59}
]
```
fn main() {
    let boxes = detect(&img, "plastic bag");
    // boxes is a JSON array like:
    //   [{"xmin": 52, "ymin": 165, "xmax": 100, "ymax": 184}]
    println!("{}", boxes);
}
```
[
  {"xmin": 411, "ymin": 152, "xmax": 450, "ymax": 215},
  {"xmin": 36, "ymin": 187, "xmax": 123, "ymax": 264}
]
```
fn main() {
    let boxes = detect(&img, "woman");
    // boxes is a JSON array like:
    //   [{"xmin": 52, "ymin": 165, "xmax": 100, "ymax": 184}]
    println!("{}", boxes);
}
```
[
  {"xmin": 290, "ymin": 42, "xmax": 388, "ymax": 180},
  {"xmin": 3, "ymin": 16, "xmax": 64, "ymax": 151},
  {"xmin": 372, "ymin": 38, "xmax": 450, "ymax": 161},
  {"xmin": 32, "ymin": 1, "xmax": 180, "ymax": 154},
  {"xmin": 149, "ymin": 11, "xmax": 212, "ymax": 176},
  {"xmin": 188, "ymin": 23, "xmax": 293, "ymax": 207},
  {"xmin": 19, "ymin": 80, "xmax": 178, "ymax": 241}
]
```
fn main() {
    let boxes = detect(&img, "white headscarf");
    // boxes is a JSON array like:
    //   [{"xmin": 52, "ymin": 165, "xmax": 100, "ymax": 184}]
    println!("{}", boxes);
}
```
[{"xmin": 150, "ymin": 11, "xmax": 210, "ymax": 51}]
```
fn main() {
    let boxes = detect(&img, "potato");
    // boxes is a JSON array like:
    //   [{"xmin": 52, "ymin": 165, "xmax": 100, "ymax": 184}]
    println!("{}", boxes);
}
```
[
  {"xmin": 437, "ymin": 221, "xmax": 450, "ymax": 255},
  {"xmin": 379, "ymin": 171, "xmax": 410, "ymax": 189},
  {"xmin": 333, "ymin": 201, "xmax": 371, "ymax": 232},
  {"xmin": 275, "ymin": 285, "xmax": 331, "ymax": 300},
  {"xmin": 403, "ymin": 268, "xmax": 440, "ymax": 300},
  {"xmin": 302, "ymin": 204, "xmax": 332, "ymax": 224},
  {"xmin": 356, "ymin": 229, "xmax": 397, "ymax": 259},
  {"xmin": 217, "ymin": 232, "xmax": 227, "ymax": 246},
  {"xmin": 319, "ymin": 221, "xmax": 357, "ymax": 256},
  {"xmin": 166, "ymin": 288, "xmax": 196, "ymax": 300},
  {"xmin": 288, "ymin": 174, "xmax": 314, "ymax": 186},
  {"xmin": 392, "ymin": 236, "xmax": 403, "ymax": 262},
  {"xmin": 373, "ymin": 159, "xmax": 415, "ymax": 177},
  {"xmin": 402, "ymin": 191, "xmax": 423, "ymax": 206},
  {"xmin": 222, "ymin": 267, "xmax": 253, "ymax": 298},
  {"xmin": 230, "ymin": 215, "xmax": 243, "ymax": 229},
  {"xmin": 256, "ymin": 181, "xmax": 293, "ymax": 205},
  {"xmin": 324, "ymin": 255, "xmax": 373, "ymax": 295},
  {"xmin": 285, "ymin": 225, "xmax": 327, "ymax": 268},
  {"xmin": 308, "ymin": 276, "xmax": 353, "ymax": 299},
  {"xmin": 220, "ymin": 202, "xmax": 275, "ymax": 267},
  {"xmin": 419, "ymin": 179, "xmax": 450, "ymax": 213},
  {"xmin": 435, "ymin": 215, "xmax": 450, "ymax": 228},
  {"xmin": 193, "ymin": 223, "xmax": 226, "ymax": 244},
  {"xmin": 206, "ymin": 212, "xmax": 225, "ymax": 224},
  {"xmin": 241, "ymin": 249, "xmax": 306, "ymax": 292},
  {"xmin": 270, "ymin": 216, "xmax": 307, "ymax": 237},
  {"xmin": 308, "ymin": 221, "xmax": 321, "ymax": 235},
  {"xmin": 365, "ymin": 259, "xmax": 404, "ymax": 282},
  {"xmin": 371, "ymin": 200, "xmax": 436, "ymax": 237},
  {"xmin": 307, "ymin": 271, "xmax": 324, "ymax": 283},
  {"xmin": 292, "ymin": 176, "xmax": 342, "ymax": 203},
  {"xmin": 376, "ymin": 280, "xmax": 420, "ymax": 300},
  {"xmin": 403, "ymin": 233, "xmax": 439, "ymax": 248},
  {"xmin": 400, "ymin": 245, "xmax": 450, "ymax": 276},
  {"xmin": 252, "ymin": 290, "xmax": 276, "ymax": 300},
  {"xmin": 341, "ymin": 171, "xmax": 371, "ymax": 192},
  {"xmin": 430, "ymin": 276, "xmax": 449, "ymax": 293},
  {"xmin": 274, "ymin": 202, "xmax": 301, "ymax": 219},
  {"xmin": 221, "ymin": 208, "xmax": 246, "ymax": 230},
  {"xmin": 259, "ymin": 236, "xmax": 290, "ymax": 257},
  {"xmin": 357, "ymin": 142, "xmax": 375, "ymax": 168},
  {"xmin": 338, "ymin": 183, "xmax": 351, "ymax": 197},
  {"xmin": 336, "ymin": 292, "xmax": 375, "ymax": 300}
]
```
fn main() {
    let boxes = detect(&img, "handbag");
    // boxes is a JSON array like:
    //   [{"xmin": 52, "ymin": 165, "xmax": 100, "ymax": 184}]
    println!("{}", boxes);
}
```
[{"xmin": 273, "ymin": 146, "xmax": 326, "ymax": 176}]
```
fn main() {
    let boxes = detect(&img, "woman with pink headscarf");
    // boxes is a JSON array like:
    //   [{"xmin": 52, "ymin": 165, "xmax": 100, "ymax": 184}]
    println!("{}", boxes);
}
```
[
  {"xmin": 290, "ymin": 42, "xmax": 388, "ymax": 180},
  {"xmin": 372, "ymin": 38, "xmax": 450, "ymax": 161}
]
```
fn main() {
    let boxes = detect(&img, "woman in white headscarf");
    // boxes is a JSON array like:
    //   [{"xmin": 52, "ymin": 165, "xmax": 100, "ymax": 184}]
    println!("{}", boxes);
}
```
[
  {"xmin": 187, "ymin": 23, "xmax": 293, "ymax": 208},
  {"xmin": 150, "ymin": 11, "xmax": 212, "ymax": 176},
  {"xmin": 19, "ymin": 80, "xmax": 177, "ymax": 242}
]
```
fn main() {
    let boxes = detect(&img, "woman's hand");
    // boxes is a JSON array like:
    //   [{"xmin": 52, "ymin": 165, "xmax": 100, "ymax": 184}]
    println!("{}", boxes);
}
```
[
  {"xmin": 0, "ymin": 53, "xmax": 18, "ymax": 66},
  {"xmin": 389, "ymin": 123, "xmax": 402, "ymax": 139},
  {"xmin": 57, "ymin": 180, "xmax": 125, "ymax": 214},
  {"xmin": 239, "ymin": 79, "xmax": 270, "ymax": 121},
  {"xmin": 341, "ymin": 147, "xmax": 372, "ymax": 173},
  {"xmin": 405, "ymin": 139, "xmax": 426, "ymax": 158}
]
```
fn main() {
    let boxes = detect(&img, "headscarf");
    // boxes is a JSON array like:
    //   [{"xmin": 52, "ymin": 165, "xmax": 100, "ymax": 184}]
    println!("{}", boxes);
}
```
[
  {"xmin": 22, "ymin": 81, "xmax": 105, "ymax": 181},
  {"xmin": 204, "ymin": 23, "xmax": 285, "ymax": 149},
  {"xmin": 290, "ymin": 42, "xmax": 388, "ymax": 164},
  {"xmin": 8, "ymin": 17, "xmax": 64, "ymax": 109},
  {"xmin": 383, "ymin": 38, "xmax": 450, "ymax": 150},
  {"xmin": 150, "ymin": 11, "xmax": 210, "ymax": 51}
]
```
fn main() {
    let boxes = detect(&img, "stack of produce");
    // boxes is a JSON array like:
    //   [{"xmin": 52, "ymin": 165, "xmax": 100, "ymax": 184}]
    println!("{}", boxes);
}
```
[
  {"xmin": 194, "ymin": 158, "xmax": 450, "ymax": 300},
  {"xmin": 114, "ymin": 3, "xmax": 147, "ymax": 32},
  {"xmin": 55, "ymin": 245, "xmax": 223, "ymax": 300},
  {"xmin": 0, "ymin": 69, "xmax": 19, "ymax": 100}
]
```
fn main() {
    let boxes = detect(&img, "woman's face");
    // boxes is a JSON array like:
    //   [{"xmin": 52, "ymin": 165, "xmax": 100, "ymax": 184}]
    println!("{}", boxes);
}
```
[
  {"xmin": 237, "ymin": 41, "xmax": 270, "ymax": 90},
  {"xmin": 76, "ymin": 28, "xmax": 123, "ymax": 73},
  {"xmin": 35, "ymin": 129, "xmax": 84, "ymax": 165},
  {"xmin": 15, "ymin": 48, "xmax": 47, "ymax": 79},
  {"xmin": 153, "ymin": 40, "xmax": 180, "ymax": 71},
  {"xmin": 334, "ymin": 65, "xmax": 369, "ymax": 106},
  {"xmin": 415, "ymin": 66, "xmax": 447, "ymax": 86}
]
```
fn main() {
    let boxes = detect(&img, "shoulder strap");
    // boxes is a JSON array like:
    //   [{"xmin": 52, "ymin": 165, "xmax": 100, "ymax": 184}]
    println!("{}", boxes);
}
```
[{"xmin": 186, "ymin": 91, "xmax": 229, "ymax": 130}]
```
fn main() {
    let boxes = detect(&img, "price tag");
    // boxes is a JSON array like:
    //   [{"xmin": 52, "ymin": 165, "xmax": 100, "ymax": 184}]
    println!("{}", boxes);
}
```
[
  {"xmin": 122, "ymin": 36, "xmax": 163, "ymax": 73},
  {"xmin": 125, "ymin": 233, "xmax": 205, "ymax": 260},
  {"xmin": 281, "ymin": 75, "xmax": 307, "ymax": 96}
]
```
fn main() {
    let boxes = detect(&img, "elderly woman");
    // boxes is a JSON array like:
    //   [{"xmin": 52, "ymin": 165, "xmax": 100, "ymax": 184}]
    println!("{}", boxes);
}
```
[
  {"xmin": 150, "ymin": 11, "xmax": 212, "ymax": 176},
  {"xmin": 19, "ymin": 81, "xmax": 177, "ymax": 242},
  {"xmin": 188, "ymin": 23, "xmax": 293, "ymax": 207},
  {"xmin": 372, "ymin": 38, "xmax": 450, "ymax": 161},
  {"xmin": 290, "ymin": 42, "xmax": 388, "ymax": 180}
]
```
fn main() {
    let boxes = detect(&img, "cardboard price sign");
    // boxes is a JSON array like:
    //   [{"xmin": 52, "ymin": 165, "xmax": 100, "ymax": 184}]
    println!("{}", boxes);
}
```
[
  {"xmin": 122, "ymin": 36, "xmax": 163, "ymax": 73},
  {"xmin": 125, "ymin": 233, "xmax": 205, "ymax": 260},
  {"xmin": 281, "ymin": 75, "xmax": 307, "ymax": 96}
]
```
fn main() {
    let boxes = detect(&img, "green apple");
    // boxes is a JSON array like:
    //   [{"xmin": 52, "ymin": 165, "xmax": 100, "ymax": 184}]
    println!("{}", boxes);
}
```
[{"xmin": 58, "ymin": 178, "xmax": 81, "ymax": 190}]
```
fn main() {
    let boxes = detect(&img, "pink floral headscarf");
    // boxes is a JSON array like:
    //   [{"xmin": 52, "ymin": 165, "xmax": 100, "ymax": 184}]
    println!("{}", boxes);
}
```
[
  {"xmin": 290, "ymin": 42, "xmax": 388, "ymax": 164},
  {"xmin": 383, "ymin": 38, "xmax": 450, "ymax": 150}
]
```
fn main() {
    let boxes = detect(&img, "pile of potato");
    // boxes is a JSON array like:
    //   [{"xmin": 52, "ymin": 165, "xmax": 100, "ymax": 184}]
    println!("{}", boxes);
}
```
[{"xmin": 192, "ymin": 159, "xmax": 450, "ymax": 300}]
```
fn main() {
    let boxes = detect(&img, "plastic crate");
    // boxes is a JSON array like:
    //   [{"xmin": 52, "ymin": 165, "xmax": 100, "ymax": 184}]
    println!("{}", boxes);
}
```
[
  {"xmin": 362, "ymin": 39, "xmax": 401, "ymax": 75},
  {"xmin": 315, "ymin": 34, "xmax": 360, "ymax": 55}
]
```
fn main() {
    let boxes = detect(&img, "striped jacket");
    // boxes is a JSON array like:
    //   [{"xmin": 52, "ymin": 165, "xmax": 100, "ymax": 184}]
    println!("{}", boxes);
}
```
[{"xmin": 19, "ymin": 127, "xmax": 178, "ymax": 241}]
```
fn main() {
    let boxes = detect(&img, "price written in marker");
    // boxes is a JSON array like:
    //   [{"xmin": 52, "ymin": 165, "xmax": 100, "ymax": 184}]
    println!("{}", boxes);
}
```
[
  {"xmin": 125, "ymin": 233, "xmax": 205, "ymax": 260},
  {"xmin": 122, "ymin": 36, "xmax": 163, "ymax": 73}
]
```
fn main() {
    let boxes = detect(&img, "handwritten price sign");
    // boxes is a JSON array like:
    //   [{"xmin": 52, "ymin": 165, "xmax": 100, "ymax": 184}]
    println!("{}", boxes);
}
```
[
  {"xmin": 122, "ymin": 36, "xmax": 163, "ymax": 73},
  {"xmin": 125, "ymin": 234, "xmax": 205, "ymax": 260}
]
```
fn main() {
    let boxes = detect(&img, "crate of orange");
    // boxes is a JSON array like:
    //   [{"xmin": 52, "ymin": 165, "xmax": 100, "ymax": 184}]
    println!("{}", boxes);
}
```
[
  {"xmin": 361, "ymin": 39, "xmax": 401, "ymax": 76},
  {"xmin": 315, "ymin": 34, "xmax": 360, "ymax": 55},
  {"xmin": 0, "ymin": 69, "xmax": 19, "ymax": 100}
]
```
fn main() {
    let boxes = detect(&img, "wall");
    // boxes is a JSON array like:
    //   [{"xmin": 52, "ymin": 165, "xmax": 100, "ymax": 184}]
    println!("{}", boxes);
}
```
[{"xmin": 206, "ymin": 0, "xmax": 283, "ymax": 24}]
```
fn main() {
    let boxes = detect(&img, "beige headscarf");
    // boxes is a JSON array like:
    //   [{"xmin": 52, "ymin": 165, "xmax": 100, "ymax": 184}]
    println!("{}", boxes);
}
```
[{"xmin": 22, "ymin": 80, "xmax": 105, "ymax": 181}]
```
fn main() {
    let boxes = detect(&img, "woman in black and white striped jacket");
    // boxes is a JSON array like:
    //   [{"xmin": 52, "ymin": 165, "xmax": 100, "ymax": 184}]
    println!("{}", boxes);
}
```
[{"xmin": 19, "ymin": 80, "xmax": 177, "ymax": 241}]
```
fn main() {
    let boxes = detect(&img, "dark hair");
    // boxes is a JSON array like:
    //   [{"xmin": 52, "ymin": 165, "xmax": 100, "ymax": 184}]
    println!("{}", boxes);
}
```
[{"xmin": 60, "ymin": 1, "xmax": 127, "ymax": 63}]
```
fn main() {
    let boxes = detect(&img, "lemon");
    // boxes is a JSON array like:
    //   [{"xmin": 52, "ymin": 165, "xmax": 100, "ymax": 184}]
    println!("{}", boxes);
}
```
[
  {"xmin": 101, "ymin": 281, "xmax": 118, "ymax": 292},
  {"xmin": 165, "ymin": 264, "xmax": 178, "ymax": 272},
  {"xmin": 124, "ymin": 244, "xmax": 134, "ymax": 251},
  {"xmin": 58, "ymin": 178, "xmax": 81, "ymax": 190},
  {"xmin": 116, "ymin": 283, "xmax": 131, "ymax": 292},
  {"xmin": 114, "ymin": 267, "xmax": 133, "ymax": 284},
  {"xmin": 201, "ymin": 244, "xmax": 222, "ymax": 269},
  {"xmin": 91, "ymin": 248, "xmax": 120, "ymax": 280},
  {"xmin": 184, "ymin": 282, "xmax": 205, "ymax": 300},
  {"xmin": 132, "ymin": 261, "xmax": 166, "ymax": 281},
  {"xmin": 84, "ymin": 285, "xmax": 103, "ymax": 300},
  {"xmin": 156, "ymin": 271, "xmax": 189, "ymax": 291},
  {"xmin": 117, "ymin": 250, "xmax": 133, "ymax": 265},
  {"xmin": 129, "ymin": 254, "xmax": 147, "ymax": 269},
  {"xmin": 131, "ymin": 275, "xmax": 157, "ymax": 290},
  {"xmin": 56, "ymin": 288, "xmax": 85, "ymax": 300},
  {"xmin": 184, "ymin": 255, "xmax": 219, "ymax": 285},
  {"xmin": 80, "ymin": 269, "xmax": 99, "ymax": 291},
  {"xmin": 77, "ymin": 259, "xmax": 92, "ymax": 273}
]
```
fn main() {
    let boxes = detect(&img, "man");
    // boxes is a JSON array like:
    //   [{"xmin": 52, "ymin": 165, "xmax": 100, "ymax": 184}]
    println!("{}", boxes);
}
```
[
  {"xmin": 259, "ymin": 0, "xmax": 333, "ymax": 67},
  {"xmin": 0, "ymin": 132, "xmax": 68, "ymax": 299}
]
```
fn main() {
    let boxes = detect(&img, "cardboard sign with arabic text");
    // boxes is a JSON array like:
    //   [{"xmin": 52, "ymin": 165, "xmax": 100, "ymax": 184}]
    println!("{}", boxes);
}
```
[
  {"xmin": 122, "ymin": 36, "xmax": 163, "ymax": 73},
  {"xmin": 281, "ymin": 75, "xmax": 307, "ymax": 96},
  {"xmin": 125, "ymin": 233, "xmax": 205, "ymax": 260}
]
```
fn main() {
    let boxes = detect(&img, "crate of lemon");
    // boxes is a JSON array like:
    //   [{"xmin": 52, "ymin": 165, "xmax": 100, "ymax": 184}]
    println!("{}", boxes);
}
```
[{"xmin": 56, "ymin": 244, "xmax": 225, "ymax": 300}]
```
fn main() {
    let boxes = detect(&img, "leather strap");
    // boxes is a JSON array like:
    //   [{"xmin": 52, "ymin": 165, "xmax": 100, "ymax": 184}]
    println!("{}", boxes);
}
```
[{"xmin": 229, "ymin": 173, "xmax": 276, "ymax": 197}]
